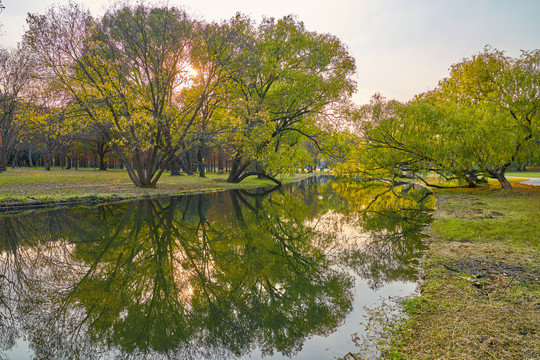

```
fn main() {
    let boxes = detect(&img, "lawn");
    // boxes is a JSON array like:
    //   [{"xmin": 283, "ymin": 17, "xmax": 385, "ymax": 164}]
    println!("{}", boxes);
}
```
[
  {"xmin": 0, "ymin": 168, "xmax": 314, "ymax": 207},
  {"xmin": 506, "ymin": 171, "xmax": 540, "ymax": 178},
  {"xmin": 384, "ymin": 180, "xmax": 540, "ymax": 359}
]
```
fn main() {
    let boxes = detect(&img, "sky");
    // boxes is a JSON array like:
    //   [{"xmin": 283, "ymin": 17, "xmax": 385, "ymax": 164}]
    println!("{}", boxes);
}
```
[{"xmin": 1, "ymin": 0, "xmax": 539, "ymax": 105}]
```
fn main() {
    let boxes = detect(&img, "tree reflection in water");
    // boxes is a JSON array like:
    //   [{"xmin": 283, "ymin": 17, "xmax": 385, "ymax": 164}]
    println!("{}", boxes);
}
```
[
  {"xmin": 329, "ymin": 180, "xmax": 434, "ymax": 289},
  {"xmin": 0, "ymin": 176, "xmax": 433, "ymax": 359}
]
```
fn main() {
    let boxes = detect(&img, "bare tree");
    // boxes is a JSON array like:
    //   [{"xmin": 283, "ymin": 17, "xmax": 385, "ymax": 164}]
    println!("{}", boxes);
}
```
[{"xmin": 0, "ymin": 48, "xmax": 31, "ymax": 171}]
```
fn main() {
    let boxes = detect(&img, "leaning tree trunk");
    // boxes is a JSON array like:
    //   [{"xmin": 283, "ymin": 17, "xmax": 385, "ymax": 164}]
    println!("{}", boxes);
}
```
[
  {"xmin": 487, "ymin": 166, "xmax": 512, "ymax": 190},
  {"xmin": 227, "ymin": 153, "xmax": 254, "ymax": 183},
  {"xmin": 494, "ymin": 174, "xmax": 512, "ymax": 190},
  {"xmin": 465, "ymin": 171, "xmax": 480, "ymax": 188},
  {"xmin": 226, "ymin": 155, "xmax": 281, "ymax": 186}
]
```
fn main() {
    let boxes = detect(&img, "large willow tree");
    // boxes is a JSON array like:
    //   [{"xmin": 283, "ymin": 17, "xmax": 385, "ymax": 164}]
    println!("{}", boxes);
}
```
[
  {"xmin": 24, "ymin": 3, "xmax": 203, "ymax": 187},
  {"xmin": 221, "ymin": 14, "xmax": 356, "ymax": 184},
  {"xmin": 432, "ymin": 47, "xmax": 540, "ymax": 189}
]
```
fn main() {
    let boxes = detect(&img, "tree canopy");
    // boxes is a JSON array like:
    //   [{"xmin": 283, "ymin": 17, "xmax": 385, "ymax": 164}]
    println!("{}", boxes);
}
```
[
  {"xmin": 18, "ymin": 2, "xmax": 356, "ymax": 187},
  {"xmin": 220, "ymin": 14, "xmax": 356, "ymax": 184},
  {"xmin": 2, "ymin": 0, "xmax": 538, "ymax": 191},
  {"xmin": 340, "ymin": 47, "xmax": 539, "ymax": 189}
]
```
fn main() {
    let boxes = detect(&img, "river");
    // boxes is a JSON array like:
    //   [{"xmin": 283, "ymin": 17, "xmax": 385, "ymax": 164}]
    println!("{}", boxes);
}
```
[{"xmin": 0, "ymin": 176, "xmax": 434, "ymax": 359}]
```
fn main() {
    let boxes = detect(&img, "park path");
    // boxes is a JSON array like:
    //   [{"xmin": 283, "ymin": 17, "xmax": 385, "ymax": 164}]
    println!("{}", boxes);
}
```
[{"xmin": 511, "ymin": 176, "xmax": 540, "ymax": 187}]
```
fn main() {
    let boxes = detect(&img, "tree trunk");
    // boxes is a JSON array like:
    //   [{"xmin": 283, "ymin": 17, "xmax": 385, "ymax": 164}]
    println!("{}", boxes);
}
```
[
  {"xmin": 217, "ymin": 150, "xmax": 224, "ymax": 174},
  {"xmin": 95, "ymin": 142, "xmax": 110, "ymax": 170},
  {"xmin": 233, "ymin": 171, "xmax": 282, "ymax": 186},
  {"xmin": 180, "ymin": 153, "xmax": 194, "ymax": 176},
  {"xmin": 66, "ymin": 155, "xmax": 72, "ymax": 169},
  {"xmin": 197, "ymin": 146, "xmax": 205, "ymax": 178},
  {"xmin": 227, "ymin": 155, "xmax": 249, "ymax": 183},
  {"xmin": 0, "ymin": 147, "xmax": 6, "ymax": 172},
  {"xmin": 11, "ymin": 151, "xmax": 17, "ymax": 169},
  {"xmin": 28, "ymin": 149, "xmax": 33, "ymax": 168},
  {"xmin": 170, "ymin": 156, "xmax": 181, "ymax": 176},
  {"xmin": 98, "ymin": 151, "xmax": 106, "ymax": 170},
  {"xmin": 465, "ymin": 172, "xmax": 479, "ymax": 188},
  {"xmin": 495, "ymin": 174, "xmax": 512, "ymax": 190},
  {"xmin": 44, "ymin": 153, "xmax": 52, "ymax": 171},
  {"xmin": 487, "ymin": 166, "xmax": 512, "ymax": 190}
]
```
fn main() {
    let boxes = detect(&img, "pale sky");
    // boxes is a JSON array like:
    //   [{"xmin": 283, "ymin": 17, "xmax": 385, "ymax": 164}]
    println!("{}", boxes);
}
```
[{"xmin": 1, "ymin": 0, "xmax": 539, "ymax": 105}]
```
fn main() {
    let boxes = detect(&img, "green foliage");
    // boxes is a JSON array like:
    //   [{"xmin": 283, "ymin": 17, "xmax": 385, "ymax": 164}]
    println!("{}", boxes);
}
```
[
  {"xmin": 220, "ymin": 14, "xmax": 356, "ymax": 182},
  {"xmin": 336, "ymin": 94, "xmax": 451, "ymax": 184},
  {"xmin": 21, "ymin": 3, "xmax": 356, "ymax": 187},
  {"xmin": 340, "ymin": 47, "xmax": 540, "ymax": 190}
]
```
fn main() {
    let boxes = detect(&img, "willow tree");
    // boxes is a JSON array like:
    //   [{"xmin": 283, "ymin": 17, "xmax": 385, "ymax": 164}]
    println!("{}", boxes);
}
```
[
  {"xmin": 433, "ymin": 47, "xmax": 540, "ymax": 189},
  {"xmin": 24, "ymin": 3, "xmax": 206, "ymax": 187},
  {"xmin": 344, "ymin": 48, "xmax": 539, "ymax": 190},
  {"xmin": 221, "ymin": 14, "xmax": 356, "ymax": 184}
]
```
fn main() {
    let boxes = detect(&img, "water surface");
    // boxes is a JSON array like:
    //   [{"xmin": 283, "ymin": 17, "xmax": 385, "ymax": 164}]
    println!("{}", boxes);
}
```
[{"xmin": 0, "ymin": 176, "xmax": 434, "ymax": 359}]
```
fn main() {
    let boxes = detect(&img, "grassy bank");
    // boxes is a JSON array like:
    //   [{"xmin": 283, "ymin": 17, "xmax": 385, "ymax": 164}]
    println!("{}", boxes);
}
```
[
  {"xmin": 0, "ymin": 168, "xmax": 315, "ymax": 210},
  {"xmin": 386, "ymin": 181, "xmax": 540, "ymax": 359}
]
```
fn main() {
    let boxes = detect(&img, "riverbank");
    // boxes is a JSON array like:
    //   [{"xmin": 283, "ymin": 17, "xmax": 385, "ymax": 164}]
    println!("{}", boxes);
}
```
[
  {"xmin": 386, "ymin": 180, "xmax": 540, "ymax": 359},
  {"xmin": 0, "ymin": 168, "xmax": 316, "ymax": 212}
]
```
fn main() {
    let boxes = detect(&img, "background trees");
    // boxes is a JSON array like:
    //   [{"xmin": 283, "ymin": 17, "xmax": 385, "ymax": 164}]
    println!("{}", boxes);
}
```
[{"xmin": 0, "ymin": 48, "xmax": 30, "ymax": 171}]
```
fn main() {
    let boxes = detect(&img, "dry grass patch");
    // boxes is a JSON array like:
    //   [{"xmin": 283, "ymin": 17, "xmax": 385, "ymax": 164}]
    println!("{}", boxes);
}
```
[{"xmin": 394, "ymin": 260, "xmax": 539, "ymax": 359}]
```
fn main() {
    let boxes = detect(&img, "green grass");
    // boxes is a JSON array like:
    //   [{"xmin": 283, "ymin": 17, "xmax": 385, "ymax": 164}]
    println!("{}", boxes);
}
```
[
  {"xmin": 506, "ymin": 171, "xmax": 540, "ymax": 178},
  {"xmin": 382, "ymin": 181, "xmax": 540, "ymax": 360},
  {"xmin": 0, "ymin": 168, "xmax": 314, "ymax": 206},
  {"xmin": 432, "ymin": 189, "xmax": 540, "ymax": 247}
]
